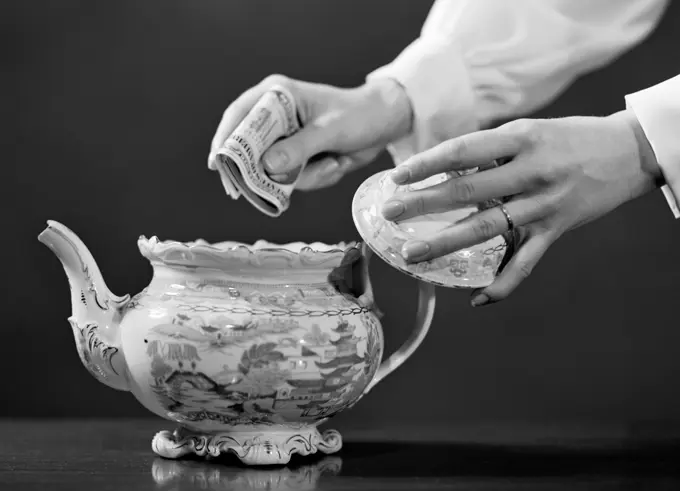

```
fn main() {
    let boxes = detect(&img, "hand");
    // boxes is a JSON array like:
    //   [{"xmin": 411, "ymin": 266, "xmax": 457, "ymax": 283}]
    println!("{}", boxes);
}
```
[
  {"xmin": 380, "ymin": 110, "xmax": 663, "ymax": 306},
  {"xmin": 208, "ymin": 75, "xmax": 412, "ymax": 190}
]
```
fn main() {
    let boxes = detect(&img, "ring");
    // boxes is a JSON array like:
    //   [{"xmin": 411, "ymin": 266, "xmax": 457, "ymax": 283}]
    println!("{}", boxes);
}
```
[{"xmin": 499, "ymin": 204, "xmax": 515, "ymax": 231}]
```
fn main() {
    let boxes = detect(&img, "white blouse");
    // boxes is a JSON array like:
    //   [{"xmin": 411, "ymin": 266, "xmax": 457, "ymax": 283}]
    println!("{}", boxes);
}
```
[{"xmin": 367, "ymin": 0, "xmax": 680, "ymax": 217}]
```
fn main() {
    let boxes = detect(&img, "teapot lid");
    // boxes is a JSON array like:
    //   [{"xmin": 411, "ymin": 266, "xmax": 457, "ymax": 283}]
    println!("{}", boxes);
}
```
[{"xmin": 351, "ymin": 169, "xmax": 509, "ymax": 289}]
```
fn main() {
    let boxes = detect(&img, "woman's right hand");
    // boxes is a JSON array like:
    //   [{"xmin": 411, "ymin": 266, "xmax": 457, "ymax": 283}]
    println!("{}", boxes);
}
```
[
  {"xmin": 380, "ymin": 110, "xmax": 663, "ymax": 306},
  {"xmin": 207, "ymin": 75, "xmax": 413, "ymax": 190}
]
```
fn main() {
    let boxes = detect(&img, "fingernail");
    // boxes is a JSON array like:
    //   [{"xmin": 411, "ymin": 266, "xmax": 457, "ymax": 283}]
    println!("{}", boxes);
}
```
[
  {"xmin": 401, "ymin": 241, "xmax": 430, "ymax": 261},
  {"xmin": 471, "ymin": 294, "xmax": 489, "ymax": 307},
  {"xmin": 262, "ymin": 151, "xmax": 288, "ymax": 173},
  {"xmin": 269, "ymin": 173, "xmax": 291, "ymax": 184},
  {"xmin": 391, "ymin": 166, "xmax": 410, "ymax": 184},
  {"xmin": 323, "ymin": 159, "xmax": 340, "ymax": 174},
  {"xmin": 381, "ymin": 200, "xmax": 405, "ymax": 220}
]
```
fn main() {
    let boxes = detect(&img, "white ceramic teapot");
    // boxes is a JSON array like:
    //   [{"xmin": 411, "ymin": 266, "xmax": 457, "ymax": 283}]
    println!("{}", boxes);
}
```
[{"xmin": 38, "ymin": 221, "xmax": 435, "ymax": 465}]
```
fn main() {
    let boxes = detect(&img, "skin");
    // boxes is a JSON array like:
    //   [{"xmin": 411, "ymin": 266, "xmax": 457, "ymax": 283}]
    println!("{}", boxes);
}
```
[
  {"xmin": 208, "ymin": 75, "xmax": 413, "ymax": 189},
  {"xmin": 208, "ymin": 75, "xmax": 664, "ymax": 308},
  {"xmin": 380, "ymin": 110, "xmax": 665, "ymax": 307}
]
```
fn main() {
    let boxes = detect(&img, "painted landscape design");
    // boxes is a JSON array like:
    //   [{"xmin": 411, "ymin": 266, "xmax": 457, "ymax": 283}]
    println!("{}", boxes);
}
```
[{"xmin": 145, "ymin": 311, "xmax": 381, "ymax": 425}]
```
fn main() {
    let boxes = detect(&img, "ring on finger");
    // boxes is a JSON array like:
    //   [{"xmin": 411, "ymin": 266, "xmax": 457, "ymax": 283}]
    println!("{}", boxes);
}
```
[{"xmin": 498, "ymin": 204, "xmax": 515, "ymax": 232}]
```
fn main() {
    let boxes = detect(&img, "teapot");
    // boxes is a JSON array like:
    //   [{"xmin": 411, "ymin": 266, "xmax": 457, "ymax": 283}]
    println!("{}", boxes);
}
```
[{"xmin": 38, "ymin": 220, "xmax": 435, "ymax": 466}]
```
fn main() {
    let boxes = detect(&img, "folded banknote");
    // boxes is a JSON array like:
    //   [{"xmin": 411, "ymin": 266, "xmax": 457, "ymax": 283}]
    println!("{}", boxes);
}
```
[{"xmin": 212, "ymin": 85, "xmax": 302, "ymax": 217}]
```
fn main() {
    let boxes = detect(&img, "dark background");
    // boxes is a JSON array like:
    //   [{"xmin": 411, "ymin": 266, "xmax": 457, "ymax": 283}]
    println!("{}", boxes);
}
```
[{"xmin": 6, "ymin": 0, "xmax": 680, "ymax": 444}]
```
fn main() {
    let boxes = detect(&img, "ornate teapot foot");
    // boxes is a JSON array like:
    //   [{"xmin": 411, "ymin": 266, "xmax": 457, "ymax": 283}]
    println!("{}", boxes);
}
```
[{"xmin": 151, "ymin": 426, "xmax": 343, "ymax": 466}]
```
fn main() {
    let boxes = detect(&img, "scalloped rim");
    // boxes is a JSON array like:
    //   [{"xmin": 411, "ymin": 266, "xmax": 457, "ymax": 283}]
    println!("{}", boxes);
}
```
[{"xmin": 137, "ymin": 235, "xmax": 358, "ymax": 268}]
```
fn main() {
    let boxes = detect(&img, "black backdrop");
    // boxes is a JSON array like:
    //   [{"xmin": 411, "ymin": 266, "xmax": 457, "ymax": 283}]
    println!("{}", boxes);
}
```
[{"xmin": 6, "ymin": 0, "xmax": 680, "ymax": 444}]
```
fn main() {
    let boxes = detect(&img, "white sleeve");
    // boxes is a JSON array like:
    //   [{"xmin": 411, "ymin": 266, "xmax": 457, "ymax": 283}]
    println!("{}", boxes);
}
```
[
  {"xmin": 367, "ymin": 0, "xmax": 669, "ymax": 165},
  {"xmin": 625, "ymin": 75, "xmax": 680, "ymax": 219}
]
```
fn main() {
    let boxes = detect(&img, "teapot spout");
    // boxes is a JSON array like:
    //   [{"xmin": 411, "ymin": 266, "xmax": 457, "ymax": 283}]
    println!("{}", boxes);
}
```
[{"xmin": 38, "ymin": 220, "xmax": 130, "ymax": 391}]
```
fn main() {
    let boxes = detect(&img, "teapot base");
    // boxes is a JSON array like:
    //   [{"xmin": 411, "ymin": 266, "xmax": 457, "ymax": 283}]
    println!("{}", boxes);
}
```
[{"xmin": 151, "ymin": 425, "xmax": 342, "ymax": 466}]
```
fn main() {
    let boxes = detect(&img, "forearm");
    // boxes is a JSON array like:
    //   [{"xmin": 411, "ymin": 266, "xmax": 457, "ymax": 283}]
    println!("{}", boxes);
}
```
[{"xmin": 368, "ymin": 0, "xmax": 669, "ymax": 164}]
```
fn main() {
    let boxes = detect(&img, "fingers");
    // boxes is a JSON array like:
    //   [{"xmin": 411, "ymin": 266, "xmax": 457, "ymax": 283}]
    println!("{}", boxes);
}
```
[
  {"xmin": 260, "ymin": 121, "xmax": 340, "ymax": 176},
  {"xmin": 294, "ymin": 156, "xmax": 345, "ymax": 190},
  {"xmin": 389, "ymin": 126, "xmax": 524, "ymax": 185},
  {"xmin": 470, "ymin": 232, "xmax": 554, "ymax": 306},
  {"xmin": 208, "ymin": 73, "xmax": 385, "ymax": 191},
  {"xmin": 400, "ymin": 197, "xmax": 542, "ymax": 263},
  {"xmin": 382, "ymin": 161, "xmax": 531, "ymax": 221},
  {"xmin": 208, "ymin": 80, "xmax": 274, "ymax": 169},
  {"xmin": 295, "ymin": 146, "xmax": 382, "ymax": 191}
]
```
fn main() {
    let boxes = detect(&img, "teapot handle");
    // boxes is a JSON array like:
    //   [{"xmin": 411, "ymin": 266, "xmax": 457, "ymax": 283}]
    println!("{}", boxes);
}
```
[{"xmin": 360, "ymin": 246, "xmax": 436, "ymax": 395}]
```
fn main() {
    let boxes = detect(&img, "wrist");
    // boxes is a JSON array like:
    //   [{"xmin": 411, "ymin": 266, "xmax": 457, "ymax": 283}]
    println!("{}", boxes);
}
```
[
  {"xmin": 610, "ymin": 108, "xmax": 664, "ymax": 186},
  {"xmin": 362, "ymin": 77, "xmax": 413, "ymax": 143}
]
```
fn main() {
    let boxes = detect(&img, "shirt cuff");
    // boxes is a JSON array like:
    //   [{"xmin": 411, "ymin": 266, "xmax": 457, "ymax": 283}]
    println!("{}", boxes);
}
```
[
  {"xmin": 366, "ymin": 36, "xmax": 479, "ymax": 166},
  {"xmin": 625, "ymin": 75, "xmax": 680, "ymax": 219}
]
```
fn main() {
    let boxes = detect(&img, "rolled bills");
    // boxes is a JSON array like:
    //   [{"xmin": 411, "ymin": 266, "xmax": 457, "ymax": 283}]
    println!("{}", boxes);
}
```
[{"xmin": 212, "ymin": 85, "xmax": 302, "ymax": 217}]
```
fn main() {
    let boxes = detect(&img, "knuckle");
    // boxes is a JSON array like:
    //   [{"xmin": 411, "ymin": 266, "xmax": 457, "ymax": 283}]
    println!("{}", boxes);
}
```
[
  {"xmin": 266, "ymin": 140, "xmax": 301, "ymax": 170},
  {"xmin": 486, "ymin": 290, "xmax": 509, "ymax": 303},
  {"xmin": 507, "ymin": 118, "xmax": 538, "ymax": 144},
  {"xmin": 539, "ymin": 195, "xmax": 560, "ymax": 217},
  {"xmin": 529, "ymin": 166, "xmax": 563, "ymax": 187},
  {"xmin": 523, "ymin": 195, "xmax": 548, "ymax": 218},
  {"xmin": 412, "ymin": 194, "xmax": 426, "ymax": 215},
  {"xmin": 450, "ymin": 178, "xmax": 475, "ymax": 203},
  {"xmin": 447, "ymin": 137, "xmax": 469, "ymax": 160},
  {"xmin": 526, "ymin": 170, "xmax": 551, "ymax": 188},
  {"xmin": 333, "ymin": 125, "xmax": 352, "ymax": 148},
  {"xmin": 264, "ymin": 74, "xmax": 290, "ymax": 87},
  {"xmin": 516, "ymin": 260, "xmax": 534, "ymax": 280},
  {"xmin": 279, "ymin": 142, "xmax": 300, "ymax": 165},
  {"xmin": 516, "ymin": 153, "xmax": 561, "ymax": 187},
  {"xmin": 471, "ymin": 217, "xmax": 497, "ymax": 240},
  {"xmin": 405, "ymin": 157, "xmax": 423, "ymax": 178}
]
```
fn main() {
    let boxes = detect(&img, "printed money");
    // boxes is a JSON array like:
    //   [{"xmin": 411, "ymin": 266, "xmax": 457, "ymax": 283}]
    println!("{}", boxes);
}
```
[{"xmin": 213, "ymin": 85, "xmax": 301, "ymax": 217}]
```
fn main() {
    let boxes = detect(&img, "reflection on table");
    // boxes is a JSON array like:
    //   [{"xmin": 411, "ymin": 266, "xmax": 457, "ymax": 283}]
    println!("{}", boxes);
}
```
[
  {"xmin": 151, "ymin": 455, "xmax": 342, "ymax": 491},
  {"xmin": 1, "ymin": 420, "xmax": 680, "ymax": 491}
]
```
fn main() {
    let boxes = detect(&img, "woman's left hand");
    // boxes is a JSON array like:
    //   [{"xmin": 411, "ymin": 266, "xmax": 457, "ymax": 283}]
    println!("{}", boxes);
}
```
[{"xmin": 380, "ymin": 110, "xmax": 663, "ymax": 306}]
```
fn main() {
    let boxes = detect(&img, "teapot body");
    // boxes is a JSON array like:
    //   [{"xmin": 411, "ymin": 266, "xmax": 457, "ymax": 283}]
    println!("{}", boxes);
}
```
[
  {"xmin": 121, "ymin": 240, "xmax": 383, "ymax": 435},
  {"xmin": 39, "ymin": 223, "xmax": 434, "ymax": 466}
]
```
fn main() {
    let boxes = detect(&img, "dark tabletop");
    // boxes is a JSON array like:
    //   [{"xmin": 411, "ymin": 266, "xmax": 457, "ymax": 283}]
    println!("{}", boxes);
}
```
[{"xmin": 1, "ymin": 419, "xmax": 679, "ymax": 491}]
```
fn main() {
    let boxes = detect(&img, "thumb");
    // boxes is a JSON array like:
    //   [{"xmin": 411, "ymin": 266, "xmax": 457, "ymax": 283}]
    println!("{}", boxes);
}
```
[{"xmin": 261, "ymin": 123, "xmax": 337, "ymax": 176}]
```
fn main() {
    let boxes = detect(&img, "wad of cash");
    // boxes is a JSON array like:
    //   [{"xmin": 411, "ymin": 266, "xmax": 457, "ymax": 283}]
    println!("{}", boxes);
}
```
[{"xmin": 211, "ymin": 85, "xmax": 302, "ymax": 217}]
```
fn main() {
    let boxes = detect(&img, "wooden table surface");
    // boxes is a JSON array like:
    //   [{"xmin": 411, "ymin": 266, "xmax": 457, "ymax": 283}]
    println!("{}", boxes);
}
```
[{"xmin": 1, "ymin": 419, "xmax": 679, "ymax": 490}]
